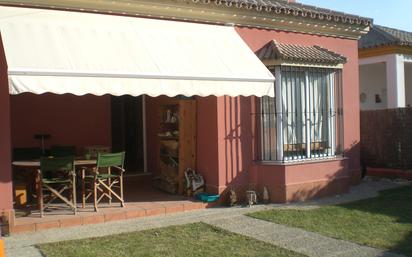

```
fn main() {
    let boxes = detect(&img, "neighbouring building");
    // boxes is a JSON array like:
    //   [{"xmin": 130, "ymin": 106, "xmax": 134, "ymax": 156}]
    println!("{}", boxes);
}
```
[
  {"xmin": 359, "ymin": 25, "xmax": 412, "ymax": 110},
  {"xmin": 0, "ymin": 0, "xmax": 370, "ymax": 232}
]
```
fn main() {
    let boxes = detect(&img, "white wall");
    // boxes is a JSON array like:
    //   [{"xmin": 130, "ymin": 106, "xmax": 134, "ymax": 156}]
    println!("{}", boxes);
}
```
[
  {"xmin": 359, "ymin": 63, "xmax": 387, "ymax": 110},
  {"xmin": 406, "ymin": 63, "xmax": 412, "ymax": 107}
]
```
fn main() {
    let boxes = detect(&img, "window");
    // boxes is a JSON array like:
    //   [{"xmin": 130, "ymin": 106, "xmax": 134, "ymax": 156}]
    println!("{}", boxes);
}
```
[{"xmin": 260, "ymin": 66, "xmax": 343, "ymax": 162}]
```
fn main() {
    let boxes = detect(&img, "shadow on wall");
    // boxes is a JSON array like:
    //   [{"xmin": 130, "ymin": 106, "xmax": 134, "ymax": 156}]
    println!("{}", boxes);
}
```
[
  {"xmin": 223, "ymin": 96, "xmax": 251, "ymax": 182},
  {"xmin": 288, "ymin": 163, "xmax": 348, "ymax": 202},
  {"xmin": 345, "ymin": 140, "xmax": 362, "ymax": 184},
  {"xmin": 217, "ymin": 93, "xmax": 362, "ymax": 204},
  {"xmin": 219, "ymin": 96, "xmax": 253, "ymax": 204},
  {"xmin": 288, "ymin": 141, "xmax": 361, "ymax": 202},
  {"xmin": 286, "ymin": 139, "xmax": 362, "ymax": 202}
]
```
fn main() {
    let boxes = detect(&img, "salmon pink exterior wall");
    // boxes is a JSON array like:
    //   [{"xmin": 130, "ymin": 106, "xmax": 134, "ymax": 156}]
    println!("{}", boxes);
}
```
[
  {"xmin": 10, "ymin": 94, "xmax": 112, "ymax": 154},
  {"xmin": 196, "ymin": 96, "xmax": 255, "ymax": 200},
  {"xmin": 282, "ymin": 159, "xmax": 350, "ymax": 201},
  {"xmin": 196, "ymin": 27, "xmax": 361, "ymax": 202},
  {"xmin": 197, "ymin": 96, "xmax": 220, "ymax": 192},
  {"xmin": 216, "ymin": 96, "xmax": 253, "ymax": 196},
  {"xmin": 249, "ymin": 159, "xmax": 350, "ymax": 202},
  {"xmin": 235, "ymin": 27, "xmax": 361, "ymax": 178},
  {"xmin": 0, "ymin": 35, "xmax": 13, "ymax": 212}
]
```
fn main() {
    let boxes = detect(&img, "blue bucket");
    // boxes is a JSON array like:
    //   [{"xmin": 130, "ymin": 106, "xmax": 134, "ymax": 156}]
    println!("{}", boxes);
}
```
[{"xmin": 195, "ymin": 192, "xmax": 220, "ymax": 203}]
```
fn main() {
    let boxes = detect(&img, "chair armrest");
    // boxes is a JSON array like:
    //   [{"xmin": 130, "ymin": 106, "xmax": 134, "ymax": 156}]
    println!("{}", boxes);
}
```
[
  {"xmin": 111, "ymin": 166, "xmax": 125, "ymax": 174},
  {"xmin": 69, "ymin": 170, "xmax": 76, "ymax": 177}
]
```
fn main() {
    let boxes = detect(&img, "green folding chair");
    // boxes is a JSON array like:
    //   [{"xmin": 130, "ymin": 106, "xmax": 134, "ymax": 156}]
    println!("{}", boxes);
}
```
[
  {"xmin": 37, "ymin": 157, "xmax": 76, "ymax": 217},
  {"xmin": 81, "ymin": 152, "xmax": 125, "ymax": 211},
  {"xmin": 50, "ymin": 145, "xmax": 76, "ymax": 157}
]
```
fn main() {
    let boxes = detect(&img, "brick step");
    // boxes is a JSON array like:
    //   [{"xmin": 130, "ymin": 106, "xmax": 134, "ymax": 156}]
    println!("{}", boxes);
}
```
[{"xmin": 10, "ymin": 201, "xmax": 213, "ymax": 234}]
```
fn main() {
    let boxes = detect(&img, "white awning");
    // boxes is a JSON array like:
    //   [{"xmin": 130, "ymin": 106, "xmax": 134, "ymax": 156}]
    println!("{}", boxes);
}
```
[{"xmin": 0, "ymin": 6, "xmax": 275, "ymax": 97}]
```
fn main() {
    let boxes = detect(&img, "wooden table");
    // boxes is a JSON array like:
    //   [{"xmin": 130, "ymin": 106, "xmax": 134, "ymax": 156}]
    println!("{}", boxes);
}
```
[
  {"xmin": 12, "ymin": 159, "xmax": 97, "ymax": 167},
  {"xmin": 12, "ymin": 159, "xmax": 97, "ymax": 206}
]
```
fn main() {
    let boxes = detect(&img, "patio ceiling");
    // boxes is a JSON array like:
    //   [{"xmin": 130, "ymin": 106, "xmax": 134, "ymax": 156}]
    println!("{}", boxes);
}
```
[{"xmin": 0, "ymin": 6, "xmax": 275, "ymax": 97}]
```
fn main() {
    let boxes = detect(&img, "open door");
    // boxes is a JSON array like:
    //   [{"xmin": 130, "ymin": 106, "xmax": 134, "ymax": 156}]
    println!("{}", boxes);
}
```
[{"xmin": 111, "ymin": 95, "xmax": 146, "ymax": 174}]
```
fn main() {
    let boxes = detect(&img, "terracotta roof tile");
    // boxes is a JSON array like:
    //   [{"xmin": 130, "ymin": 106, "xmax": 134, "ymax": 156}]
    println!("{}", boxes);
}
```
[
  {"xmin": 189, "ymin": 0, "xmax": 372, "ymax": 26},
  {"xmin": 359, "ymin": 25, "xmax": 412, "ymax": 49},
  {"xmin": 256, "ymin": 40, "xmax": 347, "ymax": 65}
]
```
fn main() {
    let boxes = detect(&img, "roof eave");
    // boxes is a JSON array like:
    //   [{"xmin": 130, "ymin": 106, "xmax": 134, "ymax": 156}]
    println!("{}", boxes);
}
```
[
  {"xmin": 210, "ymin": 0, "xmax": 372, "ymax": 26},
  {"xmin": 262, "ymin": 59, "xmax": 345, "ymax": 69},
  {"xmin": 359, "ymin": 45, "xmax": 412, "ymax": 58},
  {"xmin": 0, "ymin": 0, "xmax": 371, "ymax": 39}
]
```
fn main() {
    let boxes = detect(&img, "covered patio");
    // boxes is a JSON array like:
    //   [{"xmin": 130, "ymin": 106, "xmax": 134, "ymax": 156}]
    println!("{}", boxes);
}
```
[
  {"xmin": 0, "ymin": 6, "xmax": 273, "ymax": 234},
  {"xmin": 11, "ymin": 176, "xmax": 210, "ymax": 234}
]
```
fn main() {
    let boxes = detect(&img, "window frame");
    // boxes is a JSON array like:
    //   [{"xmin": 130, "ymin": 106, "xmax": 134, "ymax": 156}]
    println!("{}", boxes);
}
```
[{"xmin": 260, "ymin": 65, "xmax": 344, "ymax": 163}]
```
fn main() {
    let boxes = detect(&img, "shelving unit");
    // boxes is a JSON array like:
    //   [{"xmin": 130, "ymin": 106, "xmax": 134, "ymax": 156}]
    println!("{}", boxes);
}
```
[{"xmin": 153, "ymin": 98, "xmax": 196, "ymax": 195}]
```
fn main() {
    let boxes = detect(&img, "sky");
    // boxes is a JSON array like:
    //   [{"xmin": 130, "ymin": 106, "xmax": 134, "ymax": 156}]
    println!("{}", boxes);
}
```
[{"xmin": 299, "ymin": 0, "xmax": 412, "ymax": 32}]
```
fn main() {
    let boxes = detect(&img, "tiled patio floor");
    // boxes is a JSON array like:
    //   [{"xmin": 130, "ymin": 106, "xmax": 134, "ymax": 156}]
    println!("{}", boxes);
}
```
[{"xmin": 11, "ymin": 175, "xmax": 212, "ymax": 234}]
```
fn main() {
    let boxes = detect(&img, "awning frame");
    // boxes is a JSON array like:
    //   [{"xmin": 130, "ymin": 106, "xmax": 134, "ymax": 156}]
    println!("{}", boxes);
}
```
[{"xmin": 8, "ymin": 68, "xmax": 275, "ymax": 83}]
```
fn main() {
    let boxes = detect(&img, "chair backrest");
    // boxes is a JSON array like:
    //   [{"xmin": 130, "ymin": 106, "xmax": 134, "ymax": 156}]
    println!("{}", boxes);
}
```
[
  {"xmin": 51, "ymin": 145, "xmax": 76, "ymax": 157},
  {"xmin": 13, "ymin": 147, "xmax": 42, "ymax": 161},
  {"xmin": 40, "ymin": 157, "xmax": 75, "ymax": 178},
  {"xmin": 96, "ymin": 152, "xmax": 125, "ymax": 169}
]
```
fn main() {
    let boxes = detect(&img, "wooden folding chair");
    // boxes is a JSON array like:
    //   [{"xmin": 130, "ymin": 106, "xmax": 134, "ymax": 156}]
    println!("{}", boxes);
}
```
[
  {"xmin": 37, "ymin": 157, "xmax": 76, "ymax": 217},
  {"xmin": 81, "ymin": 152, "xmax": 125, "ymax": 212}
]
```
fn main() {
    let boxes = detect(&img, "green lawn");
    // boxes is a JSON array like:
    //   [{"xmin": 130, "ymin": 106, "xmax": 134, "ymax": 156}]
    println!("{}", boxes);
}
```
[
  {"xmin": 248, "ymin": 185, "xmax": 412, "ymax": 256},
  {"xmin": 38, "ymin": 223, "xmax": 306, "ymax": 257}
]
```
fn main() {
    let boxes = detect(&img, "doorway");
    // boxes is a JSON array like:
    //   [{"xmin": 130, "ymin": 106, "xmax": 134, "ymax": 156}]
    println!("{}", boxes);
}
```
[{"xmin": 111, "ymin": 95, "xmax": 146, "ymax": 174}]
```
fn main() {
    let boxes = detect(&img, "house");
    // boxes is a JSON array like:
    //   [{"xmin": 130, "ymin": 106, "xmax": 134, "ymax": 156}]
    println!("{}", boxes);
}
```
[
  {"xmin": 359, "ymin": 25, "xmax": 412, "ymax": 110},
  {"xmin": 0, "ymin": 0, "xmax": 370, "ymax": 232}
]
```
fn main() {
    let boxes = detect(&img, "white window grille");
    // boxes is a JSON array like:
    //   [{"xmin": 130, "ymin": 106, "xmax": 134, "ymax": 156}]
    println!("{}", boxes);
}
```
[{"xmin": 260, "ymin": 66, "xmax": 344, "ymax": 162}]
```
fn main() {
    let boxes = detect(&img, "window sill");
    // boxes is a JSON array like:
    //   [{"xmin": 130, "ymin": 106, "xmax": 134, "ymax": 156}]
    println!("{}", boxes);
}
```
[{"xmin": 255, "ymin": 156, "xmax": 347, "ymax": 166}]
